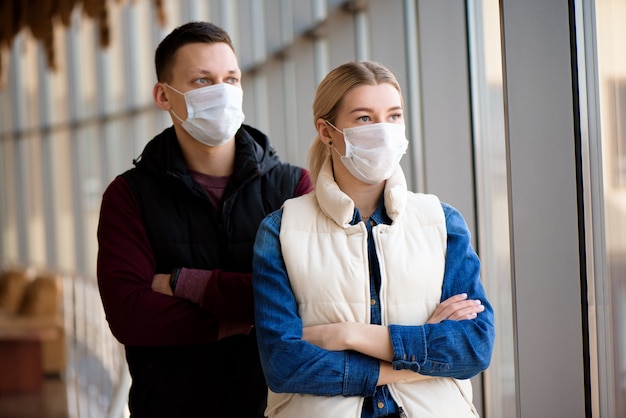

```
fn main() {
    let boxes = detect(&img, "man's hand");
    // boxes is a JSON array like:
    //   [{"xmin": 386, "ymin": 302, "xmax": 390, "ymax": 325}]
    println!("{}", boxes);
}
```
[{"xmin": 152, "ymin": 273, "xmax": 173, "ymax": 296}]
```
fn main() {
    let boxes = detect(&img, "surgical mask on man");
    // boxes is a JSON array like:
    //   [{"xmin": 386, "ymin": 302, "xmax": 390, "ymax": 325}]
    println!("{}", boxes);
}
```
[
  {"xmin": 166, "ymin": 83, "xmax": 245, "ymax": 146},
  {"xmin": 326, "ymin": 121, "xmax": 409, "ymax": 184}
]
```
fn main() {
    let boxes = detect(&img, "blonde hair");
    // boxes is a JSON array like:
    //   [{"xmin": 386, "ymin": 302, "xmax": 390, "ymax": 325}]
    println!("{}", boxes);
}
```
[{"xmin": 307, "ymin": 61, "xmax": 403, "ymax": 184}]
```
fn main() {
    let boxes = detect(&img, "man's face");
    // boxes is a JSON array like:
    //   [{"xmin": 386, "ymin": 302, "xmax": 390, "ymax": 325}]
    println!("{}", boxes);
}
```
[{"xmin": 164, "ymin": 42, "xmax": 242, "ymax": 120}]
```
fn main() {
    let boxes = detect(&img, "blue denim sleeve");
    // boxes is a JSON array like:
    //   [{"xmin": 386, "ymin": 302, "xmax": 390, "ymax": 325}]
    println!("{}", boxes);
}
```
[
  {"xmin": 388, "ymin": 203, "xmax": 495, "ymax": 379},
  {"xmin": 253, "ymin": 209, "xmax": 380, "ymax": 396}
]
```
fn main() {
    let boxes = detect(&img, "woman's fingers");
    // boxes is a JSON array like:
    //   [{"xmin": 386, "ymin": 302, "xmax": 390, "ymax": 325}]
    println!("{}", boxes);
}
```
[{"xmin": 427, "ymin": 293, "xmax": 484, "ymax": 324}]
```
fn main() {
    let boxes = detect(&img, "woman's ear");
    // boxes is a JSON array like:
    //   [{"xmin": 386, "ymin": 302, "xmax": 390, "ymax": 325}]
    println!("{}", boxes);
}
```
[
  {"xmin": 316, "ymin": 118, "xmax": 333, "ymax": 146},
  {"xmin": 153, "ymin": 83, "xmax": 171, "ymax": 111}
]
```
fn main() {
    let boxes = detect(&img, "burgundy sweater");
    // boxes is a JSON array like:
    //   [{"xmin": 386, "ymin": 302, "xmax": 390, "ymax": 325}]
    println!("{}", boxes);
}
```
[{"xmin": 97, "ymin": 170, "xmax": 312, "ymax": 346}]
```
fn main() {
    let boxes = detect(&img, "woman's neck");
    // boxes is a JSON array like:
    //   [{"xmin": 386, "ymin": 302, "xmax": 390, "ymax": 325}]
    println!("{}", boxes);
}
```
[
  {"xmin": 349, "ymin": 186, "xmax": 383, "ymax": 219},
  {"xmin": 333, "ymin": 163, "xmax": 385, "ymax": 219}
]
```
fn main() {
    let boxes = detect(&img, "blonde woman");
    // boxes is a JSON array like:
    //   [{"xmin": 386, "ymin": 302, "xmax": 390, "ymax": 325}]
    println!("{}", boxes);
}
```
[{"xmin": 252, "ymin": 61, "xmax": 494, "ymax": 418}]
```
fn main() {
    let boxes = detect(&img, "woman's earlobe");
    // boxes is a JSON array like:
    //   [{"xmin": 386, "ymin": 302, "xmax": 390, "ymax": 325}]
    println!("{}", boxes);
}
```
[
  {"xmin": 316, "ymin": 121, "xmax": 334, "ymax": 145},
  {"xmin": 320, "ymin": 130, "xmax": 333, "ymax": 146}
]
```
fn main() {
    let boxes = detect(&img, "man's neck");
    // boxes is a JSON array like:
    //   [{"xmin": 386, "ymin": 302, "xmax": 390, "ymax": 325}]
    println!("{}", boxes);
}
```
[{"xmin": 177, "ymin": 129, "xmax": 237, "ymax": 176}]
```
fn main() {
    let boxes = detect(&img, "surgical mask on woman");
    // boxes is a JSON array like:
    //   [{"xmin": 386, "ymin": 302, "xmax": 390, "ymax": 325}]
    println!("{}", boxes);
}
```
[
  {"xmin": 166, "ymin": 83, "xmax": 245, "ymax": 146},
  {"xmin": 326, "ymin": 121, "xmax": 409, "ymax": 184}
]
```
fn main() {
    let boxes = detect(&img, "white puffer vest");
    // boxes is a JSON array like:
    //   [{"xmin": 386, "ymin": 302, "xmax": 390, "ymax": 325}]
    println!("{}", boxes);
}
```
[{"xmin": 269, "ymin": 157, "xmax": 478, "ymax": 418}]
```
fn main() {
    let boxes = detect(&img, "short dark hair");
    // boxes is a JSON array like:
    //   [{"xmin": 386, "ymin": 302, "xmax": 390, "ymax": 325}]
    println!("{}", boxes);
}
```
[{"xmin": 154, "ymin": 21, "xmax": 235, "ymax": 82}]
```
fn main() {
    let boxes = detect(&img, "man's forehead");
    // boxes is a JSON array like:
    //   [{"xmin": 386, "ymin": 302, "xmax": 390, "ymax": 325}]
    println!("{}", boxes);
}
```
[{"xmin": 172, "ymin": 43, "xmax": 239, "ymax": 72}]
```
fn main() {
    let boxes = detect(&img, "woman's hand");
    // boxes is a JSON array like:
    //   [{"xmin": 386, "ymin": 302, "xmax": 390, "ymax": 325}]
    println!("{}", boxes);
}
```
[
  {"xmin": 378, "ymin": 361, "xmax": 433, "ymax": 386},
  {"xmin": 426, "ymin": 293, "xmax": 484, "ymax": 324},
  {"xmin": 302, "ymin": 293, "xmax": 484, "ymax": 361}
]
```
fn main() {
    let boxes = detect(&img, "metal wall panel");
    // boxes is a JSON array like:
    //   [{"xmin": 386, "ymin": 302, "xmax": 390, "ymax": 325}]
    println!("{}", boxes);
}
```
[
  {"xmin": 416, "ymin": 0, "xmax": 477, "ymax": 230},
  {"xmin": 291, "ymin": 38, "xmax": 318, "ymax": 166},
  {"xmin": 500, "ymin": 0, "xmax": 588, "ymax": 415}
]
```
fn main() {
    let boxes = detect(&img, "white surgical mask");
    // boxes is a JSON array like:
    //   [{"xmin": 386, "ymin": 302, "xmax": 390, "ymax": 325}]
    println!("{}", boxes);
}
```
[
  {"xmin": 327, "ymin": 121, "xmax": 409, "ymax": 184},
  {"xmin": 166, "ymin": 83, "xmax": 245, "ymax": 147}
]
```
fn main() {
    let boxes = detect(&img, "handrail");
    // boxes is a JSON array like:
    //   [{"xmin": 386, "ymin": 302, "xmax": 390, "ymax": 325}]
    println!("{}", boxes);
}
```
[{"xmin": 60, "ymin": 272, "xmax": 129, "ymax": 418}]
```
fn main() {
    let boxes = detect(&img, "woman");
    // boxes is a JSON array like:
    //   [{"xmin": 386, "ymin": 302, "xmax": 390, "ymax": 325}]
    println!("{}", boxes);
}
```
[{"xmin": 252, "ymin": 61, "xmax": 495, "ymax": 418}]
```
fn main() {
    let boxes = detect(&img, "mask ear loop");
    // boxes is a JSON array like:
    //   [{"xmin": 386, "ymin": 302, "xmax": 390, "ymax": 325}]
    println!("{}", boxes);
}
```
[
  {"xmin": 163, "ymin": 83, "xmax": 185, "ymax": 95},
  {"xmin": 324, "ymin": 120, "xmax": 348, "ymax": 160},
  {"xmin": 163, "ymin": 83, "xmax": 187, "ymax": 123},
  {"xmin": 325, "ymin": 120, "xmax": 342, "ymax": 133},
  {"xmin": 169, "ymin": 109, "xmax": 185, "ymax": 123}
]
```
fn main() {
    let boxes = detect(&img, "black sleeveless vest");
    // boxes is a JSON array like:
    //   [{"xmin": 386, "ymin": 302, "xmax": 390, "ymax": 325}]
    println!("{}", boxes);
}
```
[
  {"xmin": 120, "ymin": 125, "xmax": 303, "ymax": 417},
  {"xmin": 123, "ymin": 125, "xmax": 302, "ymax": 274}
]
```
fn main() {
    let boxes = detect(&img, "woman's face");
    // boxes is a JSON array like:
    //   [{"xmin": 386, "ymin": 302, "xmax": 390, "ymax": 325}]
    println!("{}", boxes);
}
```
[{"xmin": 325, "ymin": 83, "xmax": 404, "ymax": 155}]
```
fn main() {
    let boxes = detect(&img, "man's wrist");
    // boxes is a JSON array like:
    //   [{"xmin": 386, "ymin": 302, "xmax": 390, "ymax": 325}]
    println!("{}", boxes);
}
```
[{"xmin": 170, "ymin": 268, "xmax": 181, "ymax": 294}]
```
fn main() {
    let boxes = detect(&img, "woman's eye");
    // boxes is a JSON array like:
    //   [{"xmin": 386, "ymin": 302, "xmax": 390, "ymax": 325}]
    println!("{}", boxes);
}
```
[
  {"xmin": 226, "ymin": 77, "xmax": 240, "ymax": 84},
  {"xmin": 390, "ymin": 113, "xmax": 403, "ymax": 121},
  {"xmin": 357, "ymin": 115, "xmax": 371, "ymax": 122},
  {"xmin": 195, "ymin": 78, "xmax": 210, "ymax": 85}
]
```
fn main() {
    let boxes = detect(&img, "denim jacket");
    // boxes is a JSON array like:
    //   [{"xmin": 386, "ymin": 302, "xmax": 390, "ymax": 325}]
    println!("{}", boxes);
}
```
[{"xmin": 253, "ymin": 180, "xmax": 495, "ymax": 417}]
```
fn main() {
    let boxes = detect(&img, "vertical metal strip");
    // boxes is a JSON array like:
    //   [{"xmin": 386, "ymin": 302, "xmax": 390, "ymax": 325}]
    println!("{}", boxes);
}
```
[
  {"xmin": 11, "ymin": 35, "xmax": 29, "ymax": 263},
  {"xmin": 66, "ymin": 10, "xmax": 86, "ymax": 275},
  {"xmin": 312, "ymin": 0, "xmax": 329, "ymax": 84},
  {"xmin": 37, "ymin": 39, "xmax": 57, "ymax": 267},
  {"xmin": 576, "ymin": 0, "xmax": 614, "ymax": 415},
  {"xmin": 354, "ymin": 10, "xmax": 369, "ymax": 61},
  {"xmin": 403, "ymin": 0, "xmax": 425, "ymax": 192}
]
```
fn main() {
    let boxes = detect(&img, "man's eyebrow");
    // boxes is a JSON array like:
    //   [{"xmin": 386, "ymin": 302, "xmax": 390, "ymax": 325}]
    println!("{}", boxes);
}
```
[{"xmin": 191, "ymin": 68, "xmax": 240, "ymax": 75}]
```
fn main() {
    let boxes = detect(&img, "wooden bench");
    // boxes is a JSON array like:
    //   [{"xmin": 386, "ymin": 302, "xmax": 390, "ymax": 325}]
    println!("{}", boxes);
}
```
[
  {"xmin": 0, "ymin": 315, "xmax": 63, "ymax": 393},
  {"xmin": 0, "ymin": 269, "xmax": 66, "ymax": 393}
]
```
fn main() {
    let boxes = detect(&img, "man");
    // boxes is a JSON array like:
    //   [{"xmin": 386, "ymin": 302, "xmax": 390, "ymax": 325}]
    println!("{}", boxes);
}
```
[{"xmin": 97, "ymin": 21, "xmax": 312, "ymax": 417}]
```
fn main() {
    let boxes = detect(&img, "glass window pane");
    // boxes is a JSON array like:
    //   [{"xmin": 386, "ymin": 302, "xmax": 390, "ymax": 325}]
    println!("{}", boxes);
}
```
[
  {"xmin": 467, "ymin": 1, "xmax": 516, "ymax": 416},
  {"xmin": 595, "ymin": 0, "xmax": 626, "ymax": 415}
]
